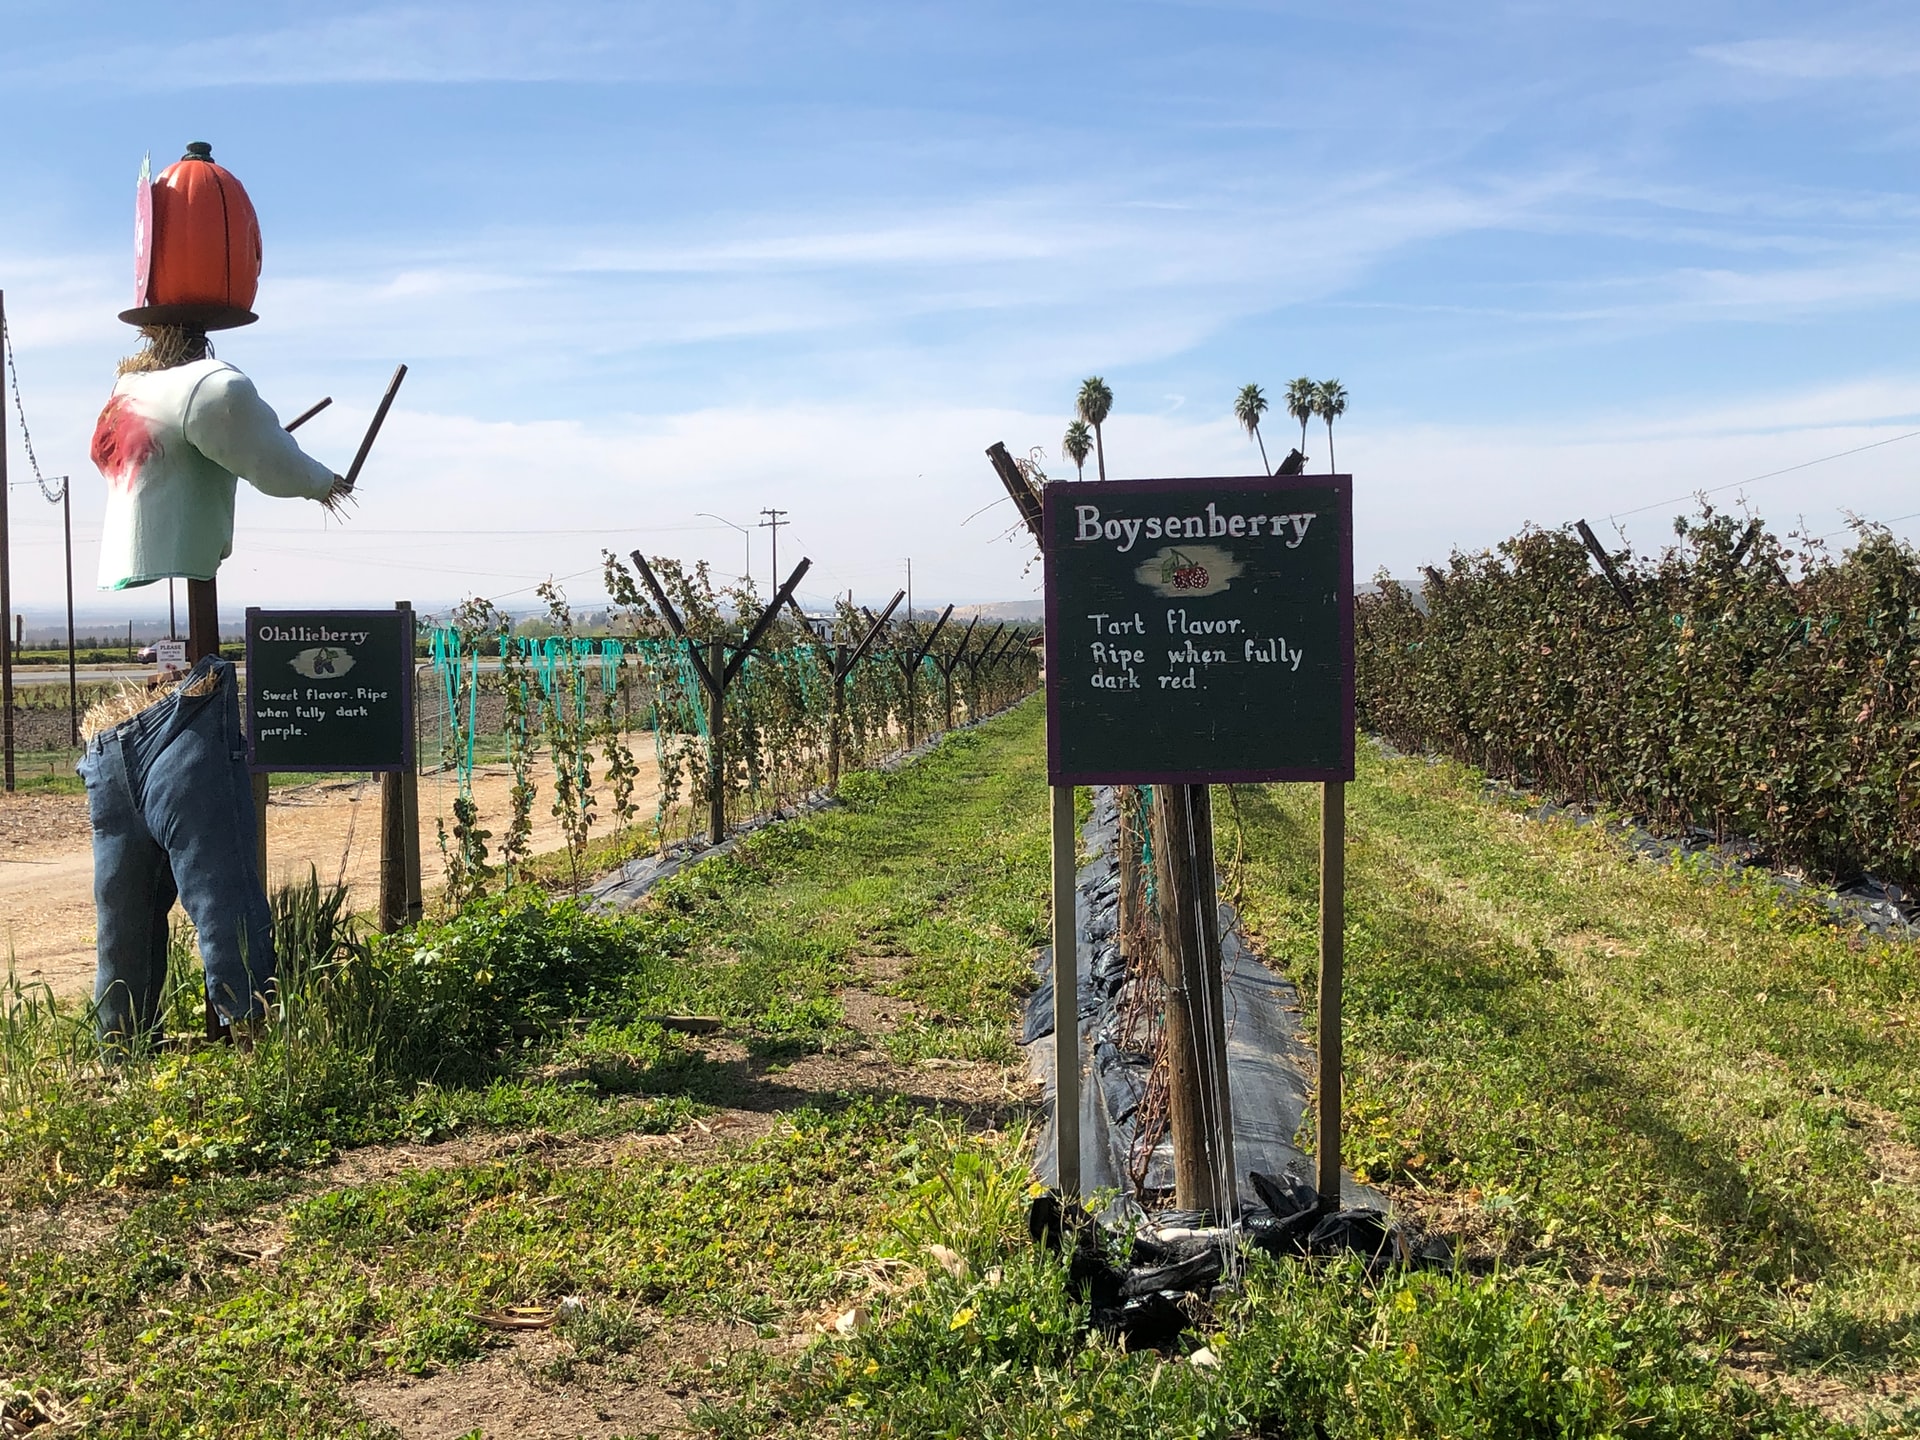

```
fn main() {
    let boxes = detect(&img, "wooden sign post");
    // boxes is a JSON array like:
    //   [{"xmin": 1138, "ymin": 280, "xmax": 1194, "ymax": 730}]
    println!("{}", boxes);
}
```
[{"xmin": 1041, "ymin": 474, "xmax": 1354, "ymax": 1214}]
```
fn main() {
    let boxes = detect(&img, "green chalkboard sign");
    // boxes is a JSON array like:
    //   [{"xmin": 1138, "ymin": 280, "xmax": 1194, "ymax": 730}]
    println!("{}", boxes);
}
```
[
  {"xmin": 1043, "ymin": 475, "xmax": 1353, "ymax": 784},
  {"xmin": 246, "ymin": 607, "xmax": 414, "ymax": 773}
]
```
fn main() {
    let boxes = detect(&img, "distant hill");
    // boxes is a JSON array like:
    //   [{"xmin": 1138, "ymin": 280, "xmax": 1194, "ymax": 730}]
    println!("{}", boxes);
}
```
[{"xmin": 947, "ymin": 600, "xmax": 1044, "ymax": 624}]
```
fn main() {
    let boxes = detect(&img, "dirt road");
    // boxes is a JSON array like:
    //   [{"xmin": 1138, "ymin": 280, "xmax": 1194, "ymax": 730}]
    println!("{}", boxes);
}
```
[{"xmin": 0, "ymin": 753, "xmax": 664, "ymax": 1004}]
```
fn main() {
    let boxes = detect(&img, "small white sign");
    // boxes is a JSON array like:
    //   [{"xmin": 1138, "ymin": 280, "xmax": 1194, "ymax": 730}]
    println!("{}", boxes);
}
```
[{"xmin": 154, "ymin": 639, "xmax": 187, "ymax": 665}]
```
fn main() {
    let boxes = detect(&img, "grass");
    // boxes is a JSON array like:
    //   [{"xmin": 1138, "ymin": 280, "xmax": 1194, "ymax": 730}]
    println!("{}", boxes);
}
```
[
  {"xmin": 6, "ymin": 745, "xmax": 82, "ymax": 792},
  {"xmin": 4, "ymin": 708, "xmax": 1915, "ymax": 1435},
  {"xmin": 1219, "ymin": 742, "xmax": 1920, "ymax": 1427},
  {"xmin": 0, "ymin": 705, "xmax": 1051, "ymax": 1436}
]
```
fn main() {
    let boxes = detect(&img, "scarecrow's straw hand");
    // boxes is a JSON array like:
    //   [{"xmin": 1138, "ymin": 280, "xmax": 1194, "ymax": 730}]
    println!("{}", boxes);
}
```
[{"xmin": 320, "ymin": 474, "xmax": 358, "ymax": 517}]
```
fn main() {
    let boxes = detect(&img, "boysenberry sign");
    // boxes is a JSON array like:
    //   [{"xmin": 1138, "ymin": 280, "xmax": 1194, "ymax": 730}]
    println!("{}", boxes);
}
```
[{"xmin": 1042, "ymin": 474, "xmax": 1353, "ymax": 784}]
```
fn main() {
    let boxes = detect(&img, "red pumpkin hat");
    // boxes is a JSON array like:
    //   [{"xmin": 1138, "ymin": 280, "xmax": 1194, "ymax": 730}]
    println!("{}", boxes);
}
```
[{"xmin": 118, "ymin": 141, "xmax": 261, "ymax": 331}]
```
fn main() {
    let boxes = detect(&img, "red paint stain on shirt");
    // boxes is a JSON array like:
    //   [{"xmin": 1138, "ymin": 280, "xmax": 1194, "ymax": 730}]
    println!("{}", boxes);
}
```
[{"xmin": 90, "ymin": 395, "xmax": 158, "ymax": 490}]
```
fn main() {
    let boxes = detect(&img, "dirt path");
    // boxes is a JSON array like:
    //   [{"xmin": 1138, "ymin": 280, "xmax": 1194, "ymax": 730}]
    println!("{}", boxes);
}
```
[{"xmin": 0, "ymin": 752, "xmax": 665, "ymax": 1003}]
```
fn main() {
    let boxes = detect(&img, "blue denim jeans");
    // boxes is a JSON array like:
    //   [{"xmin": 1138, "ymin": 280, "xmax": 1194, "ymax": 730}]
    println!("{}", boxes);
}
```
[{"xmin": 77, "ymin": 656, "xmax": 274, "ymax": 1040}]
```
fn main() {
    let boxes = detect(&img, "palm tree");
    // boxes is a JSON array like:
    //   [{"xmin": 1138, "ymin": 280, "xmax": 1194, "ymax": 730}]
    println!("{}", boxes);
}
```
[
  {"xmin": 1233, "ymin": 383, "xmax": 1270, "ymax": 473},
  {"xmin": 1076, "ymin": 376, "xmax": 1113, "ymax": 482},
  {"xmin": 1062, "ymin": 420, "xmax": 1093, "ymax": 481},
  {"xmin": 1313, "ymin": 379, "xmax": 1348, "ymax": 473},
  {"xmin": 1285, "ymin": 376, "xmax": 1316, "ymax": 462}
]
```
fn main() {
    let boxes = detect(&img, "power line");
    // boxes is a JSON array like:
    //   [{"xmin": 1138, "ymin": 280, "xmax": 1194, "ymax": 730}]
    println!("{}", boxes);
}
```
[
  {"xmin": 1817, "ymin": 509, "xmax": 1920, "ymax": 540},
  {"xmin": 1606, "ymin": 426, "xmax": 1920, "ymax": 523}
]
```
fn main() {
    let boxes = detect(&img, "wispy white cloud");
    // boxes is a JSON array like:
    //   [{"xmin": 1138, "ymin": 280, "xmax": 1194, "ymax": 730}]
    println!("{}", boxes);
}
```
[
  {"xmin": 14, "ymin": 380, "xmax": 1919, "ymax": 622},
  {"xmin": 1697, "ymin": 37, "xmax": 1920, "ymax": 81},
  {"xmin": 9, "ymin": 3, "xmax": 728, "ymax": 88}
]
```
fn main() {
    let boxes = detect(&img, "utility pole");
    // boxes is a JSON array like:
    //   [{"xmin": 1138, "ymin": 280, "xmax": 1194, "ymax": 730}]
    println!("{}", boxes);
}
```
[
  {"xmin": 0, "ymin": 289, "xmax": 13, "ymax": 793},
  {"xmin": 758, "ymin": 509, "xmax": 788, "ymax": 601},
  {"xmin": 904, "ymin": 558, "xmax": 912, "ymax": 624},
  {"xmin": 169, "ymin": 579, "xmax": 177, "ymax": 639},
  {"xmin": 55, "ymin": 478, "xmax": 75, "ymax": 747}
]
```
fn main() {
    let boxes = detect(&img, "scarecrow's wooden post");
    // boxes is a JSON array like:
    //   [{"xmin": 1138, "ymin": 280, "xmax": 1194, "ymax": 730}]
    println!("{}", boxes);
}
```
[{"xmin": 187, "ymin": 579, "xmax": 225, "ymax": 1037}]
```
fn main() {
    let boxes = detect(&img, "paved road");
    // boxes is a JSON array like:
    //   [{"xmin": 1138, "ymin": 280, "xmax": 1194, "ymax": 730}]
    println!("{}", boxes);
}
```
[{"xmin": 8, "ymin": 667, "xmax": 193, "ymax": 686}]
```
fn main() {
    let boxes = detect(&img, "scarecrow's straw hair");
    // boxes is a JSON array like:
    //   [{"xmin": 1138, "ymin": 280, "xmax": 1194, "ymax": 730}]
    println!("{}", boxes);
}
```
[{"xmin": 117, "ymin": 325, "xmax": 211, "ymax": 377}]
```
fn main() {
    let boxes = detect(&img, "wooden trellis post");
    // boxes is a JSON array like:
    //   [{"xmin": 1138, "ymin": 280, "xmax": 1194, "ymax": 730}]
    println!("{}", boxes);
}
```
[
  {"xmin": 979, "ymin": 625, "xmax": 1025, "ymax": 710},
  {"xmin": 936, "ymin": 615, "xmax": 979, "ymax": 731},
  {"xmin": 629, "ymin": 550, "xmax": 812, "ymax": 846},
  {"xmin": 787, "ymin": 590, "xmax": 903, "ymax": 789},
  {"xmin": 895, "ymin": 603, "xmax": 952, "ymax": 748},
  {"xmin": 961, "ymin": 622, "xmax": 1006, "ymax": 720}
]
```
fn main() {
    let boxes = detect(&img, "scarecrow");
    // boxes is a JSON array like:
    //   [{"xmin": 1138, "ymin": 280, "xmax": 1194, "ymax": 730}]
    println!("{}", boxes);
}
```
[{"xmin": 80, "ymin": 141, "xmax": 353, "ymax": 1047}]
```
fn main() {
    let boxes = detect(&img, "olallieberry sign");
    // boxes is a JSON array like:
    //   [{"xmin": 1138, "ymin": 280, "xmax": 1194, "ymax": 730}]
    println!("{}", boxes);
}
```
[
  {"xmin": 246, "ymin": 607, "xmax": 414, "ymax": 773},
  {"xmin": 1042, "ymin": 474, "xmax": 1354, "ymax": 784}
]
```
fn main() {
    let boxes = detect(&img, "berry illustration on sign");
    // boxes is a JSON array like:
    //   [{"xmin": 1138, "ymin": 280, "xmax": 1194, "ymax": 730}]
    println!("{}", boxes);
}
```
[{"xmin": 1136, "ymin": 545, "xmax": 1243, "ymax": 599}]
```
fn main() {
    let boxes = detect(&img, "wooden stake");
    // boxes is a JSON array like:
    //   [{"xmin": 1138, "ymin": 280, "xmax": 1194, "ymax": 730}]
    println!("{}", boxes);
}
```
[
  {"xmin": 1317, "ymin": 780, "xmax": 1346, "ymax": 1211},
  {"xmin": 985, "ymin": 441, "xmax": 1044, "ymax": 540},
  {"xmin": 342, "ymin": 365, "xmax": 407, "ymax": 490},
  {"xmin": 1050, "ymin": 782, "xmax": 1080, "ymax": 1197},
  {"xmin": 1116, "ymin": 785, "xmax": 1144, "ymax": 966},
  {"xmin": 708, "ymin": 636, "xmax": 727, "ymax": 846},
  {"xmin": 823, "ymin": 591, "xmax": 902, "ymax": 791},
  {"xmin": 1152, "ymin": 783, "xmax": 1234, "ymax": 1217},
  {"xmin": 938, "ymin": 615, "xmax": 978, "ymax": 731},
  {"xmin": 829, "ymin": 643, "xmax": 847, "ymax": 790},
  {"xmin": 1575, "ymin": 519, "xmax": 1635, "ymax": 611}
]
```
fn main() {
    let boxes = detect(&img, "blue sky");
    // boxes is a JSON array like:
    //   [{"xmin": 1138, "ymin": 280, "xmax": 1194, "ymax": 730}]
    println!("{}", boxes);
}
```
[{"xmin": 4, "ymin": 0, "xmax": 1918, "ymax": 620}]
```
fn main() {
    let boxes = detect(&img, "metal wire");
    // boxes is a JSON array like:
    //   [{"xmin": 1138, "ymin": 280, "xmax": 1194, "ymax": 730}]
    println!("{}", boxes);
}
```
[{"xmin": 2, "ymin": 315, "xmax": 65, "ymax": 504}]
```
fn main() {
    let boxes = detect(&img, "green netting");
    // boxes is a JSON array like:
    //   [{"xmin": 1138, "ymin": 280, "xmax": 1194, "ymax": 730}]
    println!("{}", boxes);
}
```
[
  {"xmin": 427, "ymin": 621, "xmax": 1039, "ymax": 846},
  {"xmin": 428, "ymin": 624, "xmax": 481, "ymax": 795}
]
